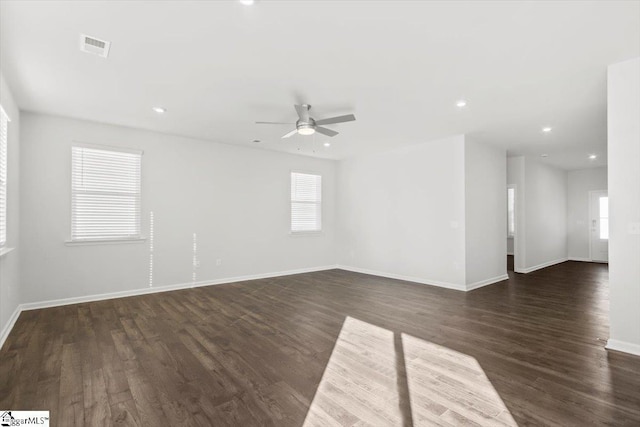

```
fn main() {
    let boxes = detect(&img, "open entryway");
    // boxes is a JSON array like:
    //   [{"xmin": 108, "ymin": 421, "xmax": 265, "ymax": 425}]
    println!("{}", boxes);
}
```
[
  {"xmin": 589, "ymin": 190, "xmax": 609, "ymax": 263},
  {"xmin": 507, "ymin": 185, "xmax": 516, "ymax": 272}
]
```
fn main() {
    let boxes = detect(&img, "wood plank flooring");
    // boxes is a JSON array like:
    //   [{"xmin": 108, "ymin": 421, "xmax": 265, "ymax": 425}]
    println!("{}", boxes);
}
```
[{"xmin": 1, "ymin": 262, "xmax": 639, "ymax": 426}]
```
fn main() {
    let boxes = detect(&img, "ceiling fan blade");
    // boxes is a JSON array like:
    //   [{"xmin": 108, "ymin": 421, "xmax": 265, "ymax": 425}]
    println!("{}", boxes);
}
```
[
  {"xmin": 315, "ymin": 126, "xmax": 339, "ymax": 137},
  {"xmin": 281, "ymin": 129, "xmax": 299, "ymax": 139},
  {"xmin": 315, "ymin": 114, "xmax": 356, "ymax": 126},
  {"xmin": 294, "ymin": 104, "xmax": 310, "ymax": 122},
  {"xmin": 255, "ymin": 121, "xmax": 294, "ymax": 125}
]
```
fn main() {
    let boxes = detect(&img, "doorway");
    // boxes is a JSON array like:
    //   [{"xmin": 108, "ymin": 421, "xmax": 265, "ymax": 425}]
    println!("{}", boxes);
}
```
[
  {"xmin": 589, "ymin": 190, "xmax": 609, "ymax": 263},
  {"xmin": 507, "ymin": 185, "xmax": 516, "ymax": 271}
]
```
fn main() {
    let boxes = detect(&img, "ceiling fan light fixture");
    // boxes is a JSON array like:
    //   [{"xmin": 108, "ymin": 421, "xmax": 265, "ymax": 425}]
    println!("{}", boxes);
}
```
[{"xmin": 297, "ymin": 124, "xmax": 316, "ymax": 136}]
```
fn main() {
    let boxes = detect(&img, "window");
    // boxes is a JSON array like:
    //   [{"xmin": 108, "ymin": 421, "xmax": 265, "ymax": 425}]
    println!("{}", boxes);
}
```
[
  {"xmin": 507, "ymin": 187, "xmax": 515, "ymax": 237},
  {"xmin": 291, "ymin": 171, "xmax": 322, "ymax": 232},
  {"xmin": 71, "ymin": 145, "xmax": 142, "ymax": 241},
  {"xmin": 0, "ymin": 105, "xmax": 8, "ymax": 247},
  {"xmin": 599, "ymin": 196, "xmax": 609, "ymax": 240}
]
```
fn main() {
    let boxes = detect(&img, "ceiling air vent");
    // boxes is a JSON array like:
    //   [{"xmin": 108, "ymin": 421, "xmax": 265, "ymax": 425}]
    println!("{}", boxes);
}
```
[{"xmin": 80, "ymin": 34, "xmax": 111, "ymax": 58}]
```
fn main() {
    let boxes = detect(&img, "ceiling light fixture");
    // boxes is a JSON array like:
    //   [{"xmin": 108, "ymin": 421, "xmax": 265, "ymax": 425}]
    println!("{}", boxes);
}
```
[
  {"xmin": 239, "ymin": 0, "xmax": 255, "ymax": 5},
  {"xmin": 297, "ymin": 124, "xmax": 316, "ymax": 136},
  {"xmin": 152, "ymin": 107, "xmax": 166, "ymax": 114},
  {"xmin": 324, "ymin": 142, "xmax": 331, "ymax": 147},
  {"xmin": 456, "ymin": 100, "xmax": 467, "ymax": 108},
  {"xmin": 589, "ymin": 154, "xmax": 597, "ymax": 160},
  {"xmin": 542, "ymin": 127, "xmax": 552, "ymax": 133}
]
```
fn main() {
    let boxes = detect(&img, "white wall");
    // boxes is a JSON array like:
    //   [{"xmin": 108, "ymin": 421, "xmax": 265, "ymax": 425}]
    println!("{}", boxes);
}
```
[
  {"xmin": 567, "ymin": 167, "xmax": 607, "ymax": 261},
  {"xmin": 338, "ymin": 135, "xmax": 507, "ymax": 290},
  {"xmin": 338, "ymin": 135, "xmax": 467, "ymax": 289},
  {"xmin": 0, "ymin": 72, "xmax": 21, "ymax": 342},
  {"xmin": 607, "ymin": 57, "xmax": 640, "ymax": 355},
  {"xmin": 507, "ymin": 156, "xmax": 568, "ymax": 273},
  {"xmin": 19, "ymin": 113, "xmax": 338, "ymax": 304},
  {"xmin": 523, "ymin": 157, "xmax": 568, "ymax": 271},
  {"xmin": 465, "ymin": 138, "xmax": 507, "ymax": 287},
  {"xmin": 507, "ymin": 156, "xmax": 526, "ymax": 271}
]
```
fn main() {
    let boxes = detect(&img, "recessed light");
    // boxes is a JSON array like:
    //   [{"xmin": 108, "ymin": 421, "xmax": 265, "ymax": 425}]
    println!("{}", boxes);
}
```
[
  {"xmin": 542, "ymin": 127, "xmax": 552, "ymax": 132},
  {"xmin": 152, "ymin": 107, "xmax": 166, "ymax": 114},
  {"xmin": 589, "ymin": 154, "xmax": 597, "ymax": 160},
  {"xmin": 239, "ymin": 0, "xmax": 254, "ymax": 5},
  {"xmin": 324, "ymin": 142, "xmax": 331, "ymax": 147},
  {"xmin": 456, "ymin": 100, "xmax": 467, "ymax": 108},
  {"xmin": 541, "ymin": 154, "xmax": 549, "ymax": 158}
]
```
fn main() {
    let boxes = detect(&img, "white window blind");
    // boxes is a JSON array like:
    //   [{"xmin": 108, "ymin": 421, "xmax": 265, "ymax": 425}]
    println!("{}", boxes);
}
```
[
  {"xmin": 71, "ymin": 145, "xmax": 142, "ymax": 241},
  {"xmin": 0, "ymin": 105, "xmax": 9, "ymax": 247},
  {"xmin": 291, "ymin": 172, "xmax": 322, "ymax": 232}
]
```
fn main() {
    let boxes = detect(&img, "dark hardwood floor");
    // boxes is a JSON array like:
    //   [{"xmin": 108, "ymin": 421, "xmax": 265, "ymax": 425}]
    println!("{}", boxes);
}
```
[{"xmin": 1, "ymin": 262, "xmax": 639, "ymax": 426}]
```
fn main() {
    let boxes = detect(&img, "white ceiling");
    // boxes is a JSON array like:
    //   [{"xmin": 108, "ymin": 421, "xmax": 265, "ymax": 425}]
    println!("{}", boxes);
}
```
[{"xmin": 1, "ymin": 1, "xmax": 639, "ymax": 169}]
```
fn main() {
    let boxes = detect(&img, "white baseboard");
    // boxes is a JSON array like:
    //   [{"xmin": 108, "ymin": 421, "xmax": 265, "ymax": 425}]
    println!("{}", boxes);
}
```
[
  {"xmin": 466, "ymin": 274, "xmax": 509, "ymax": 291},
  {"xmin": 336, "ymin": 265, "xmax": 466, "ymax": 291},
  {"xmin": 20, "ymin": 264, "xmax": 340, "ymax": 312},
  {"xmin": 514, "ymin": 257, "xmax": 568, "ymax": 274},
  {"xmin": 568, "ymin": 257, "xmax": 592, "ymax": 262},
  {"xmin": 606, "ymin": 339, "xmax": 640, "ymax": 357},
  {"xmin": 0, "ymin": 305, "xmax": 22, "ymax": 351}
]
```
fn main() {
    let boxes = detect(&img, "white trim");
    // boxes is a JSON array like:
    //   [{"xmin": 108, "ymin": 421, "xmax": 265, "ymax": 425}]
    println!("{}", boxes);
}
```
[
  {"xmin": 568, "ymin": 257, "xmax": 592, "ymax": 262},
  {"xmin": 0, "ymin": 304, "xmax": 21, "ymax": 351},
  {"xmin": 289, "ymin": 231, "xmax": 324, "ymax": 237},
  {"xmin": 0, "ymin": 246, "xmax": 15, "ymax": 257},
  {"xmin": 19, "ymin": 265, "xmax": 339, "ymax": 311},
  {"xmin": 0, "ymin": 105, "xmax": 10, "ymax": 122},
  {"xmin": 507, "ymin": 185, "xmax": 516, "ymax": 238},
  {"xmin": 71, "ymin": 140, "xmax": 143, "ymax": 155},
  {"xmin": 336, "ymin": 265, "xmax": 466, "ymax": 291},
  {"xmin": 506, "ymin": 252, "xmax": 514, "ymax": 256},
  {"xmin": 65, "ymin": 237, "xmax": 147, "ymax": 246},
  {"xmin": 466, "ymin": 274, "xmax": 509, "ymax": 291},
  {"xmin": 606, "ymin": 339, "xmax": 640, "ymax": 357},
  {"xmin": 514, "ymin": 257, "xmax": 568, "ymax": 274}
]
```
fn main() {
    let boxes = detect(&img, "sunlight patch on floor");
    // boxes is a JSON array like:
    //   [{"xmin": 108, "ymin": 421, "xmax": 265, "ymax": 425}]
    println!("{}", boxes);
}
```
[
  {"xmin": 303, "ymin": 317, "xmax": 517, "ymax": 427},
  {"xmin": 403, "ymin": 333, "xmax": 517, "ymax": 426},
  {"xmin": 303, "ymin": 317, "xmax": 402, "ymax": 426}
]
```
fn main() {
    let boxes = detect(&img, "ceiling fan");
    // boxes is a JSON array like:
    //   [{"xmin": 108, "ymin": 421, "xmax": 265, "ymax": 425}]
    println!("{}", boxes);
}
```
[{"xmin": 256, "ymin": 104, "xmax": 356, "ymax": 138}]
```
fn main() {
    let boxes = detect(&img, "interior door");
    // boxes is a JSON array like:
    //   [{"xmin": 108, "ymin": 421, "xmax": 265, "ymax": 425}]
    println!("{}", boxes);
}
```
[{"xmin": 590, "ymin": 190, "xmax": 609, "ymax": 263}]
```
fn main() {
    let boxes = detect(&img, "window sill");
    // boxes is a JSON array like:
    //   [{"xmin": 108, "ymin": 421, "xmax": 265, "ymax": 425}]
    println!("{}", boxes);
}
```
[
  {"xmin": 0, "ymin": 247, "xmax": 15, "ymax": 257},
  {"xmin": 65, "ymin": 237, "xmax": 147, "ymax": 246},
  {"xmin": 289, "ymin": 231, "xmax": 324, "ymax": 237}
]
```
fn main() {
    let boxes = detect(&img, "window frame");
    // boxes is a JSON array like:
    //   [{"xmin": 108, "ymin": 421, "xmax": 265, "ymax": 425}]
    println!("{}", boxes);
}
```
[
  {"xmin": 68, "ymin": 142, "xmax": 144, "ymax": 244},
  {"xmin": 290, "ymin": 170, "xmax": 323, "ymax": 234},
  {"xmin": 0, "ymin": 105, "xmax": 10, "ymax": 249},
  {"xmin": 507, "ymin": 185, "xmax": 516, "ymax": 238}
]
